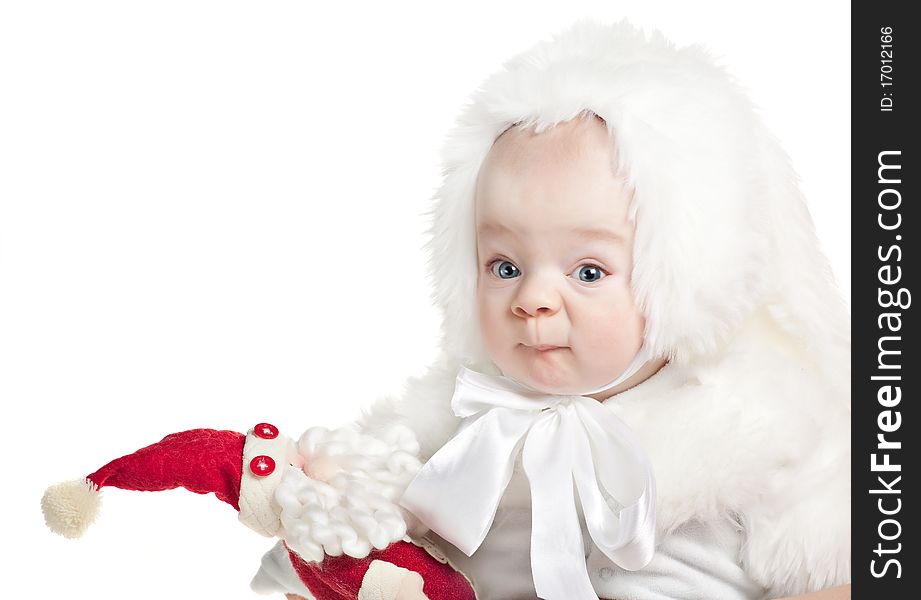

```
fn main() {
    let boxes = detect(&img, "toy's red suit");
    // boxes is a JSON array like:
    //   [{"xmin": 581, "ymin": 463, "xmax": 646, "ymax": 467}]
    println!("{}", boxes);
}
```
[{"xmin": 41, "ymin": 424, "xmax": 476, "ymax": 600}]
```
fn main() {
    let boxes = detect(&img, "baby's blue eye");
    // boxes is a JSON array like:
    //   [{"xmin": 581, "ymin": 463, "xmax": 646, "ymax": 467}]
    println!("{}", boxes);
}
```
[
  {"xmin": 490, "ymin": 260, "xmax": 521, "ymax": 279},
  {"xmin": 572, "ymin": 264, "xmax": 606, "ymax": 283}
]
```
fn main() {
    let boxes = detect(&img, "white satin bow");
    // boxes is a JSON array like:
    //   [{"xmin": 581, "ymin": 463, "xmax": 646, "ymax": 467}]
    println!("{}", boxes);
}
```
[{"xmin": 399, "ymin": 367, "xmax": 657, "ymax": 600}]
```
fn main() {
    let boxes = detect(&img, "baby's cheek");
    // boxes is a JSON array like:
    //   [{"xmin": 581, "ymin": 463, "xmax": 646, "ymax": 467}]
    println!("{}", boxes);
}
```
[
  {"xmin": 584, "ymin": 302, "xmax": 643, "ymax": 356},
  {"xmin": 582, "ymin": 321, "xmax": 625, "ymax": 355},
  {"xmin": 477, "ymin": 295, "xmax": 507, "ymax": 354}
]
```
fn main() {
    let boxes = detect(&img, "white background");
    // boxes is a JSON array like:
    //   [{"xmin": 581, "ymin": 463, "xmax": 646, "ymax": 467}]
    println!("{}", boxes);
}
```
[{"xmin": 1, "ymin": 1, "xmax": 849, "ymax": 598}]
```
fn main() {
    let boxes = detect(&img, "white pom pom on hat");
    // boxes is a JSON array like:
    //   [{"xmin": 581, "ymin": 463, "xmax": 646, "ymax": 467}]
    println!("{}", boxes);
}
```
[{"xmin": 41, "ymin": 478, "xmax": 102, "ymax": 538}]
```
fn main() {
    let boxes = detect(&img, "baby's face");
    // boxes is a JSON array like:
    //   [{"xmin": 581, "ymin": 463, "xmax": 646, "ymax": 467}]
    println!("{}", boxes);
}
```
[{"xmin": 475, "ymin": 116, "xmax": 645, "ymax": 396}]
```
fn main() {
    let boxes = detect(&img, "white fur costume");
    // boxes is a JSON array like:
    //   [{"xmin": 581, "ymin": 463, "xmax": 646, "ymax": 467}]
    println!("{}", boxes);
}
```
[{"xmin": 254, "ymin": 19, "xmax": 850, "ymax": 599}]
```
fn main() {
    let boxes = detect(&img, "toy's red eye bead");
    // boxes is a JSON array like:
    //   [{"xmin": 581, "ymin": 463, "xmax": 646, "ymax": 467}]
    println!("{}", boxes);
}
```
[
  {"xmin": 250, "ymin": 455, "xmax": 276, "ymax": 477},
  {"xmin": 253, "ymin": 423, "xmax": 279, "ymax": 440}
]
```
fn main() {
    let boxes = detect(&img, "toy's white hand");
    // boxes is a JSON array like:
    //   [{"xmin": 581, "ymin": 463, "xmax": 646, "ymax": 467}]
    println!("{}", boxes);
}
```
[{"xmin": 358, "ymin": 560, "xmax": 428, "ymax": 600}]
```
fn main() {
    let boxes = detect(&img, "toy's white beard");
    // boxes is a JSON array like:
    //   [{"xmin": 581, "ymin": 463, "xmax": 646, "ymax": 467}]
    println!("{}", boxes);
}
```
[{"xmin": 503, "ymin": 343, "xmax": 655, "ymax": 397}]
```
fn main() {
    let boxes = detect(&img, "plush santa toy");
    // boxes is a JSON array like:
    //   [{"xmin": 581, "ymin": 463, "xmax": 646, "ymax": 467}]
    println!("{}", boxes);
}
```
[{"xmin": 42, "ymin": 423, "xmax": 475, "ymax": 600}]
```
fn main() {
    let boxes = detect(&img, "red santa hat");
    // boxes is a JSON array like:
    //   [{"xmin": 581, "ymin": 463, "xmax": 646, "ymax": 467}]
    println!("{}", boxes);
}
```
[{"xmin": 41, "ymin": 423, "xmax": 292, "ymax": 538}]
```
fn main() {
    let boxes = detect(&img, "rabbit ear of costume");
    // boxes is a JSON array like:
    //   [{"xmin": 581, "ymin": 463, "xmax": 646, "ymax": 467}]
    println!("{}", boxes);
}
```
[{"xmin": 426, "ymin": 18, "xmax": 848, "ymax": 384}]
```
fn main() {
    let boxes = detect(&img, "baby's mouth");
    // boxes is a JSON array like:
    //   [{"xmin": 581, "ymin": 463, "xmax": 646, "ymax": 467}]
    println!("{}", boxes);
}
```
[{"xmin": 522, "ymin": 343, "xmax": 567, "ymax": 353}]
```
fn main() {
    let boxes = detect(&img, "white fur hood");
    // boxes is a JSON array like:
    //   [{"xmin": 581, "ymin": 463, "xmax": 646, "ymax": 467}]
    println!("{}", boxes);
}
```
[{"xmin": 358, "ymin": 19, "xmax": 850, "ymax": 598}]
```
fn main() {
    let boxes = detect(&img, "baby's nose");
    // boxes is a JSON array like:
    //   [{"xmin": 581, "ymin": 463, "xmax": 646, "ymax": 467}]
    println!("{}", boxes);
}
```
[
  {"xmin": 512, "ymin": 304, "xmax": 557, "ymax": 318},
  {"xmin": 512, "ymin": 277, "xmax": 561, "ymax": 318}
]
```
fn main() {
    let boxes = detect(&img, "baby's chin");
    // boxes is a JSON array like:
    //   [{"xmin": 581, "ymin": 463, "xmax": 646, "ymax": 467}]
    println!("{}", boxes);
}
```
[
  {"xmin": 502, "ymin": 352, "xmax": 595, "ymax": 395},
  {"xmin": 521, "ymin": 379, "xmax": 583, "ymax": 395}
]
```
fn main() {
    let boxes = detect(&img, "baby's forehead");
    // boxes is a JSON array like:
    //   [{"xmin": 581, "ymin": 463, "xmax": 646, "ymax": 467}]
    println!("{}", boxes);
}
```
[
  {"xmin": 486, "ymin": 114, "xmax": 612, "ymax": 173},
  {"xmin": 475, "ymin": 115, "xmax": 636, "ymax": 241}
]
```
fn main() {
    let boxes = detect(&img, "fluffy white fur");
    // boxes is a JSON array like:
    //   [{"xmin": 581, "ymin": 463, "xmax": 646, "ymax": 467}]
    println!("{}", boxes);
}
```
[
  {"xmin": 358, "ymin": 19, "xmax": 850, "ymax": 598},
  {"xmin": 276, "ymin": 425, "xmax": 422, "ymax": 563}
]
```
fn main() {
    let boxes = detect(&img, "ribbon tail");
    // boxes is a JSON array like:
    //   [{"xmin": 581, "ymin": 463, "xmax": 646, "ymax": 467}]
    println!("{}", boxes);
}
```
[
  {"xmin": 573, "ymin": 399, "xmax": 657, "ymax": 571},
  {"xmin": 522, "ymin": 408, "xmax": 598, "ymax": 600},
  {"xmin": 400, "ymin": 409, "xmax": 533, "ymax": 556}
]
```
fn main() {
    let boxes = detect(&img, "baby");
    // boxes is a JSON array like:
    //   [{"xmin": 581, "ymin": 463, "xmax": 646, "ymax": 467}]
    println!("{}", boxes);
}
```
[{"xmin": 252, "ymin": 20, "xmax": 850, "ymax": 600}]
